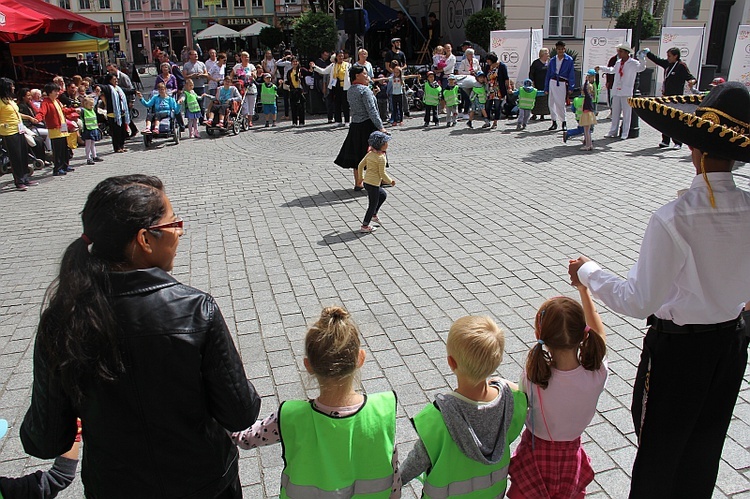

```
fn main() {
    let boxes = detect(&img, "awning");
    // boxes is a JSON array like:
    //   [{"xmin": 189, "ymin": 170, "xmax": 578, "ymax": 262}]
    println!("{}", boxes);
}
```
[
  {"xmin": 239, "ymin": 21, "xmax": 271, "ymax": 37},
  {"xmin": 195, "ymin": 24, "xmax": 241, "ymax": 40},
  {"xmin": 0, "ymin": 0, "xmax": 113, "ymax": 43},
  {"xmin": 9, "ymin": 32, "xmax": 109, "ymax": 57}
]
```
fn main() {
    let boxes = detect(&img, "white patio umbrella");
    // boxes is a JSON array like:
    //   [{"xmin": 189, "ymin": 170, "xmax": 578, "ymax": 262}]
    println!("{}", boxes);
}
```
[
  {"xmin": 239, "ymin": 22, "xmax": 271, "ymax": 37},
  {"xmin": 195, "ymin": 24, "xmax": 241, "ymax": 40}
]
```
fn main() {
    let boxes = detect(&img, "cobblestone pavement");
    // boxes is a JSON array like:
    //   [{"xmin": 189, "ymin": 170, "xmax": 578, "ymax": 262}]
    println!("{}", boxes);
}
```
[{"xmin": 0, "ymin": 94, "xmax": 749, "ymax": 498}]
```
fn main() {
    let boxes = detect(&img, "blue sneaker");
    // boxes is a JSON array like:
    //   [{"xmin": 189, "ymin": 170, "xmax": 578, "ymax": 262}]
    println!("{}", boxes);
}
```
[
  {"xmin": 64, "ymin": 167, "xmax": 75, "ymax": 172},
  {"xmin": 53, "ymin": 169, "xmax": 67, "ymax": 176}
]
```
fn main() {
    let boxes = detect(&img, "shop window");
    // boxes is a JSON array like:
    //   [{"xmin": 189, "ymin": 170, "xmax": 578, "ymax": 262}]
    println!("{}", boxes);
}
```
[{"xmin": 547, "ymin": 0, "xmax": 575, "ymax": 36}]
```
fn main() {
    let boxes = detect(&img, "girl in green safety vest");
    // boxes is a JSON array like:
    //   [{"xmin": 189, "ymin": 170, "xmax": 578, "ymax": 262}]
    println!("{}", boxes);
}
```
[
  {"xmin": 79, "ymin": 96, "xmax": 102, "ymax": 165},
  {"xmin": 515, "ymin": 79, "xmax": 539, "ymax": 131},
  {"xmin": 467, "ymin": 72, "xmax": 489, "ymax": 129},
  {"xmin": 423, "ymin": 71, "xmax": 442, "ymax": 127},
  {"xmin": 401, "ymin": 315, "xmax": 528, "ymax": 497},
  {"xmin": 443, "ymin": 75, "xmax": 460, "ymax": 127},
  {"xmin": 231, "ymin": 306, "xmax": 399, "ymax": 498},
  {"xmin": 180, "ymin": 79, "xmax": 209, "ymax": 139}
]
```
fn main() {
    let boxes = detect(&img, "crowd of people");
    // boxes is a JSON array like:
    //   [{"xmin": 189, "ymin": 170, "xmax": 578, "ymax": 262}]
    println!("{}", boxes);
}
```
[{"xmin": 0, "ymin": 32, "xmax": 749, "ymax": 499}]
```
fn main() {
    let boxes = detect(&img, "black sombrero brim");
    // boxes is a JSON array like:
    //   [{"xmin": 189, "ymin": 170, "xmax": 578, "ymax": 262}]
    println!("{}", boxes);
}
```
[{"xmin": 629, "ymin": 94, "xmax": 750, "ymax": 162}]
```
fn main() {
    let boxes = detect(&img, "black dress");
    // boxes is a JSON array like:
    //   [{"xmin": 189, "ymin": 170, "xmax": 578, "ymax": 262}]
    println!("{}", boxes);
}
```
[
  {"xmin": 529, "ymin": 58, "xmax": 550, "ymax": 116},
  {"xmin": 334, "ymin": 84, "xmax": 383, "ymax": 170}
]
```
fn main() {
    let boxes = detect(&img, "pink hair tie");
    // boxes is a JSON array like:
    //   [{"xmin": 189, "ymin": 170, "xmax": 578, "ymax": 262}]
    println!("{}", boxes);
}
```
[
  {"xmin": 81, "ymin": 234, "xmax": 92, "ymax": 245},
  {"xmin": 584, "ymin": 325, "xmax": 591, "ymax": 334}
]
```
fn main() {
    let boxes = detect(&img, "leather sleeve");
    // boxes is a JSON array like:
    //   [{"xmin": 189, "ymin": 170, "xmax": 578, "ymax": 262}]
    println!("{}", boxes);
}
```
[
  {"xmin": 20, "ymin": 339, "xmax": 78, "ymax": 460},
  {"xmin": 201, "ymin": 298, "xmax": 261, "ymax": 432}
]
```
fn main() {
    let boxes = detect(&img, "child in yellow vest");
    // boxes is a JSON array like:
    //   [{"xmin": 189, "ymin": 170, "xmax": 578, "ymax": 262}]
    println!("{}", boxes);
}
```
[
  {"xmin": 79, "ymin": 96, "xmax": 102, "ymax": 165},
  {"xmin": 260, "ymin": 73, "xmax": 279, "ymax": 127},
  {"xmin": 232, "ymin": 306, "xmax": 400, "ymax": 498},
  {"xmin": 400, "ymin": 315, "xmax": 527, "ymax": 497},
  {"xmin": 515, "ymin": 79, "xmax": 538, "ymax": 130},
  {"xmin": 422, "ymin": 71, "xmax": 442, "ymax": 127}
]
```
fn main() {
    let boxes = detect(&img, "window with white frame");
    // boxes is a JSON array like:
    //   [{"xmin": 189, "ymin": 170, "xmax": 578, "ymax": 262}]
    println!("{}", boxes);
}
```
[
  {"xmin": 59, "ymin": 0, "xmax": 71, "ymax": 8},
  {"xmin": 234, "ymin": 0, "xmax": 245, "ymax": 6},
  {"xmin": 99, "ymin": 0, "xmax": 111, "ymax": 7},
  {"xmin": 151, "ymin": 0, "xmax": 161, "ymax": 9},
  {"xmin": 251, "ymin": 0, "xmax": 261, "ymax": 6},
  {"xmin": 79, "ymin": 0, "xmax": 91, "ymax": 9},
  {"xmin": 171, "ymin": 0, "xmax": 181, "ymax": 8},
  {"xmin": 548, "ymin": 0, "xmax": 575, "ymax": 36},
  {"xmin": 196, "ymin": 0, "xmax": 204, "ymax": 7}
]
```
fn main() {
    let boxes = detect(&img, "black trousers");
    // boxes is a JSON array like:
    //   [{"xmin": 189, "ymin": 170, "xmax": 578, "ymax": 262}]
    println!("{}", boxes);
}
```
[
  {"xmin": 290, "ymin": 89, "xmax": 306, "ymax": 125},
  {"xmin": 661, "ymin": 133, "xmax": 682, "ymax": 146},
  {"xmin": 423, "ymin": 104, "xmax": 438, "ymax": 124},
  {"xmin": 108, "ymin": 117, "xmax": 126, "ymax": 151},
  {"xmin": 51, "ymin": 136, "xmax": 68, "ymax": 172},
  {"xmin": 333, "ymin": 85, "xmax": 350, "ymax": 123},
  {"xmin": 214, "ymin": 475, "xmax": 241, "ymax": 499},
  {"xmin": 630, "ymin": 316, "xmax": 748, "ymax": 498},
  {"xmin": 3, "ymin": 133, "xmax": 28, "ymax": 186},
  {"xmin": 362, "ymin": 183, "xmax": 387, "ymax": 226},
  {"xmin": 279, "ymin": 87, "xmax": 290, "ymax": 117}
]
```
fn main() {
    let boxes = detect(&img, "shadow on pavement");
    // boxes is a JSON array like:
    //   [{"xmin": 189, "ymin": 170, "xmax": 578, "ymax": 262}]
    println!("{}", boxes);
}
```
[
  {"xmin": 319, "ymin": 230, "xmax": 367, "ymax": 245},
  {"xmin": 281, "ymin": 188, "xmax": 363, "ymax": 208}
]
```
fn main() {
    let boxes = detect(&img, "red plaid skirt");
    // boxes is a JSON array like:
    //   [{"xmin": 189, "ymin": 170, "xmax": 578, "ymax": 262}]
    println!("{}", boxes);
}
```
[{"xmin": 507, "ymin": 429, "xmax": 594, "ymax": 499}]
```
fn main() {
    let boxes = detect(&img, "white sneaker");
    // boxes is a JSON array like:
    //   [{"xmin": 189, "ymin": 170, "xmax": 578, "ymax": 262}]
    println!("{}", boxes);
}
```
[
  {"xmin": 604, "ymin": 133, "xmax": 617, "ymax": 138},
  {"xmin": 672, "ymin": 143, "xmax": 682, "ymax": 150},
  {"xmin": 658, "ymin": 141, "xmax": 670, "ymax": 148},
  {"xmin": 371, "ymin": 215, "xmax": 381, "ymax": 225},
  {"xmin": 360, "ymin": 225, "xmax": 377, "ymax": 233}
]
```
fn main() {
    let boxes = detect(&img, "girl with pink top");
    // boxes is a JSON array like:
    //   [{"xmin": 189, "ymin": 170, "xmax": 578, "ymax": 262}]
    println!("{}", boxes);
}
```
[{"xmin": 508, "ymin": 282, "xmax": 608, "ymax": 499}]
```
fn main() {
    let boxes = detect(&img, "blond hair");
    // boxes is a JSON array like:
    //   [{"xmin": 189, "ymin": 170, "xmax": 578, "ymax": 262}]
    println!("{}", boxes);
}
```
[
  {"xmin": 305, "ymin": 306, "xmax": 361, "ymax": 381},
  {"xmin": 82, "ymin": 96, "xmax": 95, "ymax": 108},
  {"xmin": 447, "ymin": 316, "xmax": 505, "ymax": 383}
]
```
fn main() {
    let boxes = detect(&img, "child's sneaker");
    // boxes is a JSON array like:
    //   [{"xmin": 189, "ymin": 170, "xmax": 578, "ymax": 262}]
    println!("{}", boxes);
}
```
[
  {"xmin": 466, "ymin": 121, "xmax": 473, "ymax": 128},
  {"xmin": 93, "ymin": 157, "xmax": 103, "ymax": 162},
  {"xmin": 360, "ymin": 225, "xmax": 377, "ymax": 233},
  {"xmin": 86, "ymin": 159, "xmax": 94, "ymax": 165},
  {"xmin": 424, "ymin": 123, "xmax": 429, "ymax": 127},
  {"xmin": 482, "ymin": 122, "xmax": 491, "ymax": 129},
  {"xmin": 272, "ymin": 122, "xmax": 277, "ymax": 127},
  {"xmin": 265, "ymin": 122, "xmax": 270, "ymax": 128},
  {"xmin": 371, "ymin": 215, "xmax": 381, "ymax": 225}
]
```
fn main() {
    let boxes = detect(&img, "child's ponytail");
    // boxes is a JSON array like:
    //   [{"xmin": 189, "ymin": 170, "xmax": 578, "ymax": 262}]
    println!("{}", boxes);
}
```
[
  {"xmin": 526, "ymin": 339, "xmax": 553, "ymax": 389},
  {"xmin": 579, "ymin": 326, "xmax": 606, "ymax": 372},
  {"xmin": 305, "ymin": 306, "xmax": 361, "ymax": 381}
]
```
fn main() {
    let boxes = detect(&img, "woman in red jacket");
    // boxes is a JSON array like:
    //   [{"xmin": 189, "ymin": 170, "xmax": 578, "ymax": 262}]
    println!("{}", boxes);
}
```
[{"xmin": 35, "ymin": 83, "xmax": 73, "ymax": 176}]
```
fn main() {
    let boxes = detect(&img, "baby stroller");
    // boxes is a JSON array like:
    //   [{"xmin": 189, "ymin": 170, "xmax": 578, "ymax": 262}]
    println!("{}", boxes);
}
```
[
  {"xmin": 405, "ymin": 78, "xmax": 424, "ymax": 111},
  {"xmin": 143, "ymin": 110, "xmax": 180, "ymax": 148},
  {"xmin": 0, "ymin": 140, "xmax": 41, "ymax": 178}
]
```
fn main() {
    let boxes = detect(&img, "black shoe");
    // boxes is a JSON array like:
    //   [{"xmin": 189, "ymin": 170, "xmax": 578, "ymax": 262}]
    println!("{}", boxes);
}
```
[
  {"xmin": 93, "ymin": 157, "xmax": 103, "ymax": 162},
  {"xmin": 561, "ymin": 122, "xmax": 567, "ymax": 131},
  {"xmin": 563, "ymin": 131, "xmax": 568, "ymax": 143},
  {"xmin": 548, "ymin": 122, "xmax": 558, "ymax": 131},
  {"xmin": 64, "ymin": 167, "xmax": 75, "ymax": 172}
]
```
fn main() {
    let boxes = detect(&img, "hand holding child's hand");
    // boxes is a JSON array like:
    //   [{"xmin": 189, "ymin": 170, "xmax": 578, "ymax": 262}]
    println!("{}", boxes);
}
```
[{"xmin": 568, "ymin": 257, "xmax": 590, "ymax": 288}]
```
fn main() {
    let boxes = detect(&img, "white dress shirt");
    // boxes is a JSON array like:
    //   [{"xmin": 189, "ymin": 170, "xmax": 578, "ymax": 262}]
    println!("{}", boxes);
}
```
[
  {"xmin": 599, "ymin": 55, "xmax": 647, "ymax": 96},
  {"xmin": 443, "ymin": 54, "xmax": 456, "ymax": 75},
  {"xmin": 578, "ymin": 172, "xmax": 750, "ymax": 325}
]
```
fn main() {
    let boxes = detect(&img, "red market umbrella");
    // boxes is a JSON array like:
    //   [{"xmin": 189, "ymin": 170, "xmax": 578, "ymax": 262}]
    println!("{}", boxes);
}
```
[{"xmin": 0, "ymin": 0, "xmax": 113, "ymax": 43}]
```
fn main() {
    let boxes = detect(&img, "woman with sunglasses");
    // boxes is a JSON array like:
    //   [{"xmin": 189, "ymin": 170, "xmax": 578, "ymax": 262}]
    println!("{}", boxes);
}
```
[{"xmin": 20, "ymin": 175, "xmax": 261, "ymax": 499}]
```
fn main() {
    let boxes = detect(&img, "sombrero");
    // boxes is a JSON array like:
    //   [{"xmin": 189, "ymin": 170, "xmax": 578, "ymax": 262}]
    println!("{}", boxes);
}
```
[{"xmin": 629, "ymin": 81, "xmax": 750, "ymax": 163}]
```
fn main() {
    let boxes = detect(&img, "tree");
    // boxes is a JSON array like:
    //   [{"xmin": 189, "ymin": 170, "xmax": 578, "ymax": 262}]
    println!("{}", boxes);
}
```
[
  {"xmin": 293, "ymin": 12, "xmax": 338, "ymax": 60},
  {"xmin": 464, "ymin": 8, "xmax": 506, "ymax": 52},
  {"xmin": 259, "ymin": 26, "xmax": 284, "ymax": 50},
  {"xmin": 615, "ymin": 8, "xmax": 659, "ymax": 40}
]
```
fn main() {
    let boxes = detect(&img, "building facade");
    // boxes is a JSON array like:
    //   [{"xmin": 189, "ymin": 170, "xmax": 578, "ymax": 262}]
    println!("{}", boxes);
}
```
[
  {"xmin": 47, "ymin": 0, "xmax": 127, "ymax": 58},
  {"xmin": 124, "ymin": 0, "xmax": 192, "ymax": 64}
]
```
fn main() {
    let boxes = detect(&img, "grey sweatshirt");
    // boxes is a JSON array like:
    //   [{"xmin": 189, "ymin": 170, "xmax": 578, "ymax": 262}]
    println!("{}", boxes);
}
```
[{"xmin": 400, "ymin": 380, "xmax": 516, "ymax": 484}]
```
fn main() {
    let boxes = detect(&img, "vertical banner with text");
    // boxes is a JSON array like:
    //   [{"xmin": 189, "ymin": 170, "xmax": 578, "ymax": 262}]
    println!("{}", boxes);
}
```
[
  {"xmin": 728, "ymin": 25, "xmax": 750, "ymax": 88},
  {"xmin": 441, "ymin": 0, "xmax": 483, "ymax": 48},
  {"xmin": 656, "ymin": 26, "xmax": 705, "ymax": 95},
  {"xmin": 488, "ymin": 29, "xmax": 543, "ymax": 86},
  {"xmin": 582, "ymin": 28, "xmax": 631, "ymax": 102}
]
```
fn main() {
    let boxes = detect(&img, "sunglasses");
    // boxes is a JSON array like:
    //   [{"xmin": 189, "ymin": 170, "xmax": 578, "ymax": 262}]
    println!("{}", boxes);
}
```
[{"xmin": 147, "ymin": 218, "xmax": 184, "ymax": 233}]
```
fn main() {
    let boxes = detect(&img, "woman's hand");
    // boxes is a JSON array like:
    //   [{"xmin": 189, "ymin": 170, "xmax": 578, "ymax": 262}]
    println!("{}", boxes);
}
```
[{"xmin": 391, "ymin": 179, "xmax": 396, "ymax": 187}]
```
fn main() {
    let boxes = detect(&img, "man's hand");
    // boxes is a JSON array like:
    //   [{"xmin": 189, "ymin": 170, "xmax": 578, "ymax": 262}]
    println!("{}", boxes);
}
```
[{"xmin": 568, "ymin": 256, "xmax": 591, "ymax": 287}]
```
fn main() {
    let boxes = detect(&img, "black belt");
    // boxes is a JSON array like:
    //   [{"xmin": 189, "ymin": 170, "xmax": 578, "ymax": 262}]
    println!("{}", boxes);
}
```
[
  {"xmin": 550, "ymin": 76, "xmax": 568, "ymax": 82},
  {"xmin": 647, "ymin": 314, "xmax": 744, "ymax": 334}
]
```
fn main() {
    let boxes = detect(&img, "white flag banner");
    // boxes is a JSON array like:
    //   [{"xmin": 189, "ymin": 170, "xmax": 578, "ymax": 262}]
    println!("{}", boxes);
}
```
[
  {"xmin": 441, "ymin": 0, "xmax": 482, "ymax": 48},
  {"xmin": 728, "ymin": 25, "xmax": 750, "ymax": 89},
  {"xmin": 582, "ymin": 28, "xmax": 631, "ymax": 103},
  {"xmin": 488, "ymin": 29, "xmax": 543, "ymax": 86},
  {"xmin": 655, "ymin": 26, "xmax": 705, "ymax": 95}
]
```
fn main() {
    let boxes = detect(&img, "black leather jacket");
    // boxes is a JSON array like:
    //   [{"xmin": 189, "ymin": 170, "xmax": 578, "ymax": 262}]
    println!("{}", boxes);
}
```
[{"xmin": 21, "ymin": 268, "xmax": 261, "ymax": 498}]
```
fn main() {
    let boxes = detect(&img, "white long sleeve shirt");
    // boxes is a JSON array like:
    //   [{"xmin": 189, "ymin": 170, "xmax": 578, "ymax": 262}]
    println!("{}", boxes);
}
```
[
  {"xmin": 599, "ymin": 55, "xmax": 647, "ymax": 96},
  {"xmin": 578, "ymin": 172, "xmax": 750, "ymax": 325}
]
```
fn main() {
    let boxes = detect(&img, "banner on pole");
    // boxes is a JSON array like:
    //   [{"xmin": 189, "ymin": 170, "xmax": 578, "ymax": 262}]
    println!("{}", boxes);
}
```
[
  {"xmin": 655, "ymin": 26, "xmax": 704, "ymax": 95},
  {"xmin": 582, "ymin": 28, "xmax": 631, "ymax": 103},
  {"xmin": 728, "ymin": 25, "xmax": 750, "ymax": 88},
  {"xmin": 488, "ymin": 29, "xmax": 543, "ymax": 86},
  {"xmin": 441, "ymin": 0, "xmax": 482, "ymax": 48}
]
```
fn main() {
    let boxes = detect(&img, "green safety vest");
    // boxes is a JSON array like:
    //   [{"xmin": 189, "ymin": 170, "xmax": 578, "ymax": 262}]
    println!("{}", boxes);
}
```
[
  {"xmin": 443, "ymin": 86, "xmax": 460, "ymax": 107},
  {"xmin": 278, "ymin": 391, "xmax": 397, "ymax": 498},
  {"xmin": 517, "ymin": 87, "xmax": 537, "ymax": 110},
  {"xmin": 472, "ymin": 85, "xmax": 487, "ymax": 104},
  {"xmin": 81, "ymin": 107, "xmax": 97, "ymax": 131},
  {"xmin": 260, "ymin": 83, "xmax": 277, "ymax": 105},
  {"xmin": 413, "ymin": 388, "xmax": 527, "ymax": 498},
  {"xmin": 573, "ymin": 96, "xmax": 584, "ymax": 121},
  {"xmin": 184, "ymin": 90, "xmax": 200, "ymax": 113},
  {"xmin": 423, "ymin": 82, "xmax": 441, "ymax": 106}
]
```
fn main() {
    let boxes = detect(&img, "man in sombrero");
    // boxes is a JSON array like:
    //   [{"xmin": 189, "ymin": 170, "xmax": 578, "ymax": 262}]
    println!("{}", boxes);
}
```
[{"xmin": 568, "ymin": 82, "xmax": 750, "ymax": 498}]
